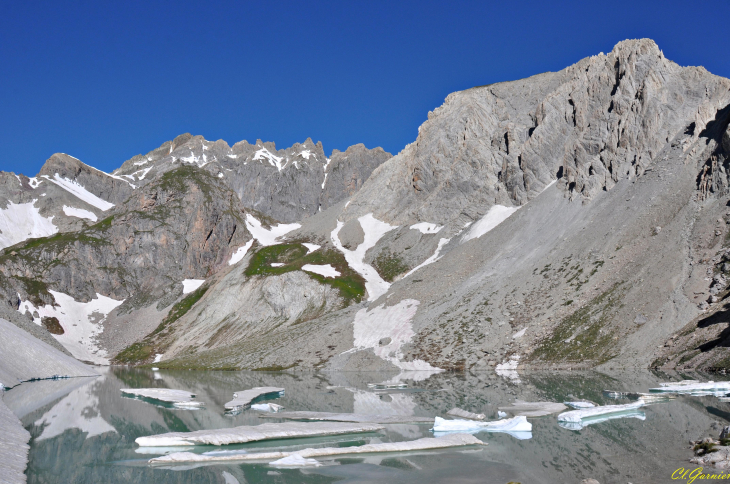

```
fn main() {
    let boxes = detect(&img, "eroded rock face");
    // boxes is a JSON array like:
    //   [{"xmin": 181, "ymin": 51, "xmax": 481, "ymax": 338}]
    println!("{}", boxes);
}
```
[
  {"xmin": 344, "ymin": 39, "xmax": 730, "ymax": 228},
  {"xmin": 319, "ymin": 144, "xmax": 392, "ymax": 210}
]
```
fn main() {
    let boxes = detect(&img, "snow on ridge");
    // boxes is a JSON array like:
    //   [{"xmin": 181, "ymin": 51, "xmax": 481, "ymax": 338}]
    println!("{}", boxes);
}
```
[
  {"xmin": 331, "ymin": 213, "xmax": 397, "ymax": 301},
  {"xmin": 351, "ymin": 299, "xmax": 442, "ymax": 373},
  {"xmin": 461, "ymin": 205, "xmax": 519, "ymax": 243},
  {"xmin": 410, "ymin": 222, "xmax": 443, "ymax": 234},
  {"xmin": 245, "ymin": 214, "xmax": 301, "ymax": 246},
  {"xmin": 253, "ymin": 147, "xmax": 286, "ymax": 172},
  {"xmin": 133, "ymin": 159, "xmax": 149, "ymax": 166},
  {"xmin": 43, "ymin": 174, "xmax": 115, "ymax": 211},
  {"xmin": 229, "ymin": 239, "xmax": 254, "ymax": 266},
  {"xmin": 0, "ymin": 200, "xmax": 58, "ymax": 250},
  {"xmin": 18, "ymin": 290, "xmax": 124, "ymax": 365},
  {"xmin": 299, "ymin": 149, "xmax": 312, "ymax": 160},
  {"xmin": 301, "ymin": 264, "xmax": 340, "ymax": 278},
  {"xmin": 63, "ymin": 206, "xmax": 98, "ymax": 222},
  {"xmin": 28, "ymin": 177, "xmax": 42, "ymax": 189},
  {"xmin": 182, "ymin": 279, "xmax": 205, "ymax": 294},
  {"xmin": 132, "ymin": 166, "xmax": 153, "ymax": 180}
]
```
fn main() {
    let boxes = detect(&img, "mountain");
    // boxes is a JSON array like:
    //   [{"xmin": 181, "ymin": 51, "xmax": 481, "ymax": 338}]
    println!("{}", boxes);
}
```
[{"xmin": 1, "ymin": 38, "xmax": 730, "ymax": 374}]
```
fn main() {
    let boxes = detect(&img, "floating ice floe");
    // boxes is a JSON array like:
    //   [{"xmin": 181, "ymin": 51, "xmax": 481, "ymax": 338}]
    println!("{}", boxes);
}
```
[
  {"xmin": 259, "ymin": 411, "xmax": 434, "ymax": 424},
  {"xmin": 62, "ymin": 205, "xmax": 97, "ymax": 222},
  {"xmin": 251, "ymin": 403, "xmax": 284, "ymax": 413},
  {"xmin": 0, "ymin": 200, "xmax": 58, "ymax": 250},
  {"xmin": 557, "ymin": 400, "xmax": 644, "ymax": 428},
  {"xmin": 270, "ymin": 454, "xmax": 322, "ymax": 468},
  {"xmin": 564, "ymin": 401, "xmax": 596, "ymax": 409},
  {"xmin": 658, "ymin": 380, "xmax": 699, "ymax": 387},
  {"xmin": 121, "ymin": 389, "xmax": 204, "ymax": 408},
  {"xmin": 224, "ymin": 387, "xmax": 285, "ymax": 411},
  {"xmin": 148, "ymin": 433, "xmax": 484, "ymax": 465},
  {"xmin": 181, "ymin": 279, "xmax": 205, "ymax": 294},
  {"xmin": 558, "ymin": 410, "xmax": 646, "ymax": 431},
  {"xmin": 367, "ymin": 382, "xmax": 407, "ymax": 389},
  {"xmin": 649, "ymin": 381, "xmax": 730, "ymax": 396},
  {"xmin": 432, "ymin": 416, "xmax": 532, "ymax": 440},
  {"xmin": 497, "ymin": 400, "xmax": 567, "ymax": 417},
  {"xmin": 447, "ymin": 408, "xmax": 486, "ymax": 420},
  {"xmin": 136, "ymin": 421, "xmax": 384, "ymax": 447},
  {"xmin": 301, "ymin": 264, "xmax": 340, "ymax": 278}
]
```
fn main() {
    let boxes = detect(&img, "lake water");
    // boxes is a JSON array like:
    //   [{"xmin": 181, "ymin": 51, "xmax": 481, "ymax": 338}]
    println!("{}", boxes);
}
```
[{"xmin": 5, "ymin": 367, "xmax": 726, "ymax": 483}]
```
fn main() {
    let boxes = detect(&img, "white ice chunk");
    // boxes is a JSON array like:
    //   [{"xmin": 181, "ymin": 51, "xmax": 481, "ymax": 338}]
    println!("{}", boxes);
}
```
[
  {"xmin": 18, "ymin": 290, "xmax": 124, "ymax": 364},
  {"xmin": 302, "ymin": 243, "xmax": 320, "ymax": 254},
  {"xmin": 182, "ymin": 279, "xmax": 205, "ymax": 294},
  {"xmin": 251, "ymin": 403, "xmax": 284, "ymax": 413},
  {"xmin": 43, "ymin": 174, "xmax": 115, "ymax": 211},
  {"xmin": 461, "ymin": 205, "xmax": 518, "ymax": 243},
  {"xmin": 650, "ymin": 381, "xmax": 730, "ymax": 394},
  {"xmin": 410, "ymin": 222, "xmax": 443, "ymax": 234},
  {"xmin": 245, "ymin": 214, "xmax": 300, "ymax": 246},
  {"xmin": 301, "ymin": 264, "xmax": 340, "ymax": 278},
  {"xmin": 564, "ymin": 401, "xmax": 596, "ymax": 409},
  {"xmin": 137, "ymin": 421, "xmax": 384, "ymax": 447},
  {"xmin": 558, "ymin": 410, "xmax": 646, "ymax": 431},
  {"xmin": 331, "ymin": 214, "xmax": 397, "ymax": 300},
  {"xmin": 149, "ymin": 433, "xmax": 484, "ymax": 464},
  {"xmin": 63, "ymin": 206, "xmax": 98, "ymax": 222},
  {"xmin": 557, "ymin": 400, "xmax": 644, "ymax": 423},
  {"xmin": 121, "ymin": 388, "xmax": 204, "ymax": 408},
  {"xmin": 259, "ymin": 411, "xmax": 434, "ymax": 424},
  {"xmin": 271, "ymin": 454, "xmax": 322, "ymax": 468},
  {"xmin": 432, "ymin": 416, "xmax": 532, "ymax": 439},
  {"xmin": 228, "ymin": 239, "xmax": 254, "ymax": 266},
  {"xmin": 0, "ymin": 200, "xmax": 58, "ymax": 250},
  {"xmin": 224, "ymin": 387, "xmax": 285, "ymax": 410}
]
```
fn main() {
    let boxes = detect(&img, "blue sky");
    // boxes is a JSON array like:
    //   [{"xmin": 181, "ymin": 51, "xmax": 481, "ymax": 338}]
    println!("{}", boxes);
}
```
[{"xmin": 2, "ymin": 0, "xmax": 729, "ymax": 175}]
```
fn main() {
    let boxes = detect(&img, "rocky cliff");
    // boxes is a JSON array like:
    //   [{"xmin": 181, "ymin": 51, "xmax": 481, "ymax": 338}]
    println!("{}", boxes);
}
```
[{"xmin": 2, "ymin": 38, "xmax": 730, "ymax": 374}]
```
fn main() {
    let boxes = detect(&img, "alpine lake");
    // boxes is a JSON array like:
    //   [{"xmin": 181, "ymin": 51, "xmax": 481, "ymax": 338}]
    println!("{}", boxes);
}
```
[{"xmin": 6, "ymin": 367, "xmax": 727, "ymax": 484}]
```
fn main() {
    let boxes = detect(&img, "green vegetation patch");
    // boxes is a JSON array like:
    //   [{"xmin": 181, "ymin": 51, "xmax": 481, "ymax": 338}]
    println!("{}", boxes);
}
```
[
  {"xmin": 114, "ymin": 342, "xmax": 156, "ymax": 364},
  {"xmin": 246, "ymin": 243, "xmax": 366, "ymax": 303},
  {"xmin": 152, "ymin": 285, "xmax": 209, "ymax": 336},
  {"xmin": 372, "ymin": 251, "xmax": 409, "ymax": 282},
  {"xmin": 157, "ymin": 165, "xmax": 216, "ymax": 201},
  {"xmin": 530, "ymin": 283, "xmax": 624, "ymax": 364}
]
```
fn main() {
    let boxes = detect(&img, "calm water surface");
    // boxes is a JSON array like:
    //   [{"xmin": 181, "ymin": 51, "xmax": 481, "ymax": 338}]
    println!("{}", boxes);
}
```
[{"xmin": 5, "ymin": 367, "xmax": 726, "ymax": 483}]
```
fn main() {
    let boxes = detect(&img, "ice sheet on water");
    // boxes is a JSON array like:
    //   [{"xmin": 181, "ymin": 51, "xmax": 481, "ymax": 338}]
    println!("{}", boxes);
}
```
[{"xmin": 557, "ymin": 400, "xmax": 644, "ymax": 423}]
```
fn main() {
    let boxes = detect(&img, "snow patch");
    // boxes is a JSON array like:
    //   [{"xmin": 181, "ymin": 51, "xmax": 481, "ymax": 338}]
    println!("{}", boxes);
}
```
[
  {"xmin": 28, "ymin": 177, "xmax": 42, "ymax": 189},
  {"xmin": 331, "ymin": 214, "xmax": 397, "ymax": 301},
  {"xmin": 302, "ymin": 243, "xmax": 320, "ymax": 254},
  {"xmin": 410, "ymin": 222, "xmax": 443, "ymax": 234},
  {"xmin": 350, "ymin": 299, "xmax": 442, "ymax": 373},
  {"xmin": 245, "ymin": 214, "xmax": 300, "ymax": 246},
  {"xmin": 253, "ymin": 148, "xmax": 285, "ymax": 171},
  {"xmin": 0, "ymin": 201, "xmax": 58, "ymax": 249},
  {"xmin": 299, "ymin": 150, "xmax": 312, "ymax": 160},
  {"xmin": 270, "ymin": 263, "xmax": 285, "ymax": 267},
  {"xmin": 43, "ymin": 174, "xmax": 115, "ymax": 211},
  {"xmin": 132, "ymin": 167, "xmax": 153, "ymax": 180},
  {"xmin": 322, "ymin": 172, "xmax": 328, "ymax": 189},
  {"xmin": 461, "ymin": 205, "xmax": 519, "ymax": 243},
  {"xmin": 228, "ymin": 239, "xmax": 254, "ymax": 266},
  {"xmin": 182, "ymin": 279, "xmax": 205, "ymax": 294},
  {"xmin": 403, "ymin": 238, "xmax": 450, "ymax": 279},
  {"xmin": 153, "ymin": 354, "xmax": 163, "ymax": 363},
  {"xmin": 18, "ymin": 290, "xmax": 124, "ymax": 364},
  {"xmin": 301, "ymin": 264, "xmax": 340, "ymax": 278},
  {"xmin": 63, "ymin": 206, "xmax": 97, "ymax": 222}
]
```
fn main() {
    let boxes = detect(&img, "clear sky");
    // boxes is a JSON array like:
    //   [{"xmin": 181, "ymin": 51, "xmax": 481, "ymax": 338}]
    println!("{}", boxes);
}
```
[{"xmin": 2, "ymin": 0, "xmax": 729, "ymax": 175}]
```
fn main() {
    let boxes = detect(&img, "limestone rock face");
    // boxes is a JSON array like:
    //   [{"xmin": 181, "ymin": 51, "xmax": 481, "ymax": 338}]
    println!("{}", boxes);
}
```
[{"xmin": 319, "ymin": 144, "xmax": 392, "ymax": 210}]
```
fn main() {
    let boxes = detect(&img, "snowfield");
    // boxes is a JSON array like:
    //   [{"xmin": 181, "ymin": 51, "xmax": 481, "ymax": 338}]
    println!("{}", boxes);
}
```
[
  {"xmin": 0, "ymin": 200, "xmax": 58, "ymax": 250},
  {"xmin": 18, "ymin": 290, "xmax": 125, "ymax": 364},
  {"xmin": 461, "ymin": 205, "xmax": 519, "ymax": 243},
  {"xmin": 245, "ymin": 214, "xmax": 300, "ymax": 246},
  {"xmin": 62, "ymin": 206, "xmax": 98, "ymax": 222},
  {"xmin": 182, "ymin": 279, "xmax": 205, "ymax": 294},
  {"xmin": 301, "ymin": 264, "xmax": 340, "ymax": 278},
  {"xmin": 43, "ymin": 174, "xmax": 115, "ymax": 211}
]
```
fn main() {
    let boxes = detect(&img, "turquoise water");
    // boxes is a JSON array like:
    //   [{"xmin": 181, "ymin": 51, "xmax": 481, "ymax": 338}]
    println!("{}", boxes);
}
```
[{"xmin": 6, "ymin": 367, "xmax": 725, "ymax": 483}]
